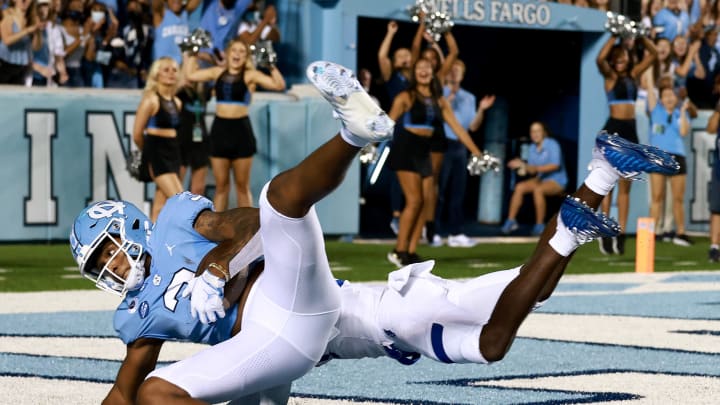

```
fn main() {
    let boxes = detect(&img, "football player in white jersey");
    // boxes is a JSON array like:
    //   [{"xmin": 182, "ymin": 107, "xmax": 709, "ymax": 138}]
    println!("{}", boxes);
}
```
[{"xmin": 180, "ymin": 128, "xmax": 678, "ymax": 404}]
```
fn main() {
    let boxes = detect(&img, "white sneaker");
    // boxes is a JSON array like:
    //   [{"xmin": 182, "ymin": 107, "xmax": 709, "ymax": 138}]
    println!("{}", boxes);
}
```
[
  {"xmin": 430, "ymin": 234, "xmax": 443, "ymax": 247},
  {"xmin": 447, "ymin": 234, "xmax": 477, "ymax": 248},
  {"xmin": 306, "ymin": 61, "xmax": 394, "ymax": 142}
]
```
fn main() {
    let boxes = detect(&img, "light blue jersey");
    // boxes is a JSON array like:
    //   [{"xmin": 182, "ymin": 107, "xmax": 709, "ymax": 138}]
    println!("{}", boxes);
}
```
[
  {"xmin": 649, "ymin": 104, "xmax": 688, "ymax": 157},
  {"xmin": 199, "ymin": 0, "xmax": 251, "ymax": 53},
  {"xmin": 443, "ymin": 86, "xmax": 476, "ymax": 140},
  {"xmin": 153, "ymin": 7, "xmax": 189, "ymax": 64},
  {"xmin": 653, "ymin": 8, "xmax": 689, "ymax": 41},
  {"xmin": 114, "ymin": 192, "xmax": 238, "ymax": 345},
  {"xmin": 529, "ymin": 137, "xmax": 567, "ymax": 189}
]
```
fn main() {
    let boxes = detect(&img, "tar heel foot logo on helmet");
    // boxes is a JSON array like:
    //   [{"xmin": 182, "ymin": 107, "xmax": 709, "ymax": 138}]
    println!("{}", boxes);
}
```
[{"xmin": 70, "ymin": 200, "xmax": 152, "ymax": 296}]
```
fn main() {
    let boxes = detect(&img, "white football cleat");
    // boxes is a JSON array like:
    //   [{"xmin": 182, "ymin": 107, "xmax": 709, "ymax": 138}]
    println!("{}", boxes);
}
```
[{"xmin": 307, "ymin": 61, "xmax": 394, "ymax": 142}]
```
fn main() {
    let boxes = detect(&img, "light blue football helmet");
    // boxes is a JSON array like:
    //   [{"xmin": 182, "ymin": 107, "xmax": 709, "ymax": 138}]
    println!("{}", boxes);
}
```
[{"xmin": 70, "ymin": 200, "xmax": 152, "ymax": 295}]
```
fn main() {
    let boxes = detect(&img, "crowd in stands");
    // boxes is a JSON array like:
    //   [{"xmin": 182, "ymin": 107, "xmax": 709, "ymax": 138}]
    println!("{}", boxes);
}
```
[{"xmin": 0, "ymin": 0, "xmax": 276, "ymax": 87}]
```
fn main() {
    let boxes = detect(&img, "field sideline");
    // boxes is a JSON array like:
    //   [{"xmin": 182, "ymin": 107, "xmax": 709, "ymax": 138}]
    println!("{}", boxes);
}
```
[
  {"xmin": 1, "ymin": 239, "xmax": 719, "ymax": 404},
  {"xmin": 0, "ymin": 237, "xmax": 718, "ymax": 292}
]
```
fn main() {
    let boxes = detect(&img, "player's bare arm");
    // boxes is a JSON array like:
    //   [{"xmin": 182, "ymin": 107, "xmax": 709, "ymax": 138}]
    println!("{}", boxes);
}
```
[
  {"xmin": 192, "ymin": 207, "xmax": 260, "ymax": 278},
  {"xmin": 103, "ymin": 338, "xmax": 164, "ymax": 405},
  {"xmin": 193, "ymin": 207, "xmax": 260, "ymax": 243}
]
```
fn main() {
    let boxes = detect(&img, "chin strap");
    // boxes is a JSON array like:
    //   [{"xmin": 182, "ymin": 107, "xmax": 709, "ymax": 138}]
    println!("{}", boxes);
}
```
[{"xmin": 124, "ymin": 256, "xmax": 146, "ymax": 292}]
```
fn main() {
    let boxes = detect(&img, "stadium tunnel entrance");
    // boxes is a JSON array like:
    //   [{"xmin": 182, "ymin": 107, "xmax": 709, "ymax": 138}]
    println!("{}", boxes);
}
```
[{"xmin": 355, "ymin": 17, "xmax": 598, "ymax": 237}]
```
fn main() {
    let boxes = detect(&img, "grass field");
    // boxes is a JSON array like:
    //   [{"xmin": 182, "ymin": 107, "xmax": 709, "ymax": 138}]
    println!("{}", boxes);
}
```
[{"xmin": 0, "ymin": 236, "xmax": 717, "ymax": 292}]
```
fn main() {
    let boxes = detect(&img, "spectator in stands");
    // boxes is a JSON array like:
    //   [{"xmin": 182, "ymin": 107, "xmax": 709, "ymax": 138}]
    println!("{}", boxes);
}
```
[
  {"xmin": 152, "ymin": 0, "xmax": 201, "ymax": 65},
  {"xmin": 132, "ymin": 56, "xmax": 184, "ymax": 221},
  {"xmin": 57, "ymin": 0, "xmax": 94, "ymax": 87},
  {"xmin": 641, "ymin": 0, "xmax": 663, "ymax": 36},
  {"xmin": 438, "ymin": 59, "xmax": 494, "ymax": 247},
  {"xmin": 668, "ymin": 35, "xmax": 704, "ymax": 119},
  {"xmin": 671, "ymin": 35, "xmax": 705, "ymax": 92},
  {"xmin": 236, "ymin": 0, "xmax": 279, "ymax": 46},
  {"xmin": 197, "ymin": 0, "xmax": 250, "ymax": 66},
  {"xmin": 386, "ymin": 57, "xmax": 482, "ymax": 267},
  {"xmin": 645, "ymin": 70, "xmax": 693, "ymax": 246},
  {"xmin": 654, "ymin": 0, "xmax": 691, "ymax": 41},
  {"xmin": 649, "ymin": 37, "xmax": 674, "ymax": 84},
  {"xmin": 358, "ymin": 67, "xmax": 380, "ymax": 106},
  {"xmin": 378, "ymin": 20, "xmax": 413, "ymax": 107},
  {"xmin": 105, "ymin": 0, "xmax": 152, "ymax": 88},
  {"xmin": 185, "ymin": 38, "xmax": 285, "ymax": 210},
  {"xmin": 0, "ymin": 0, "xmax": 42, "ymax": 85},
  {"xmin": 699, "ymin": 0, "xmax": 720, "ymax": 30},
  {"xmin": 704, "ymin": 94, "xmax": 720, "ymax": 262},
  {"xmin": 84, "ymin": 1, "xmax": 119, "ymax": 88},
  {"xmin": 691, "ymin": 27, "xmax": 720, "ymax": 108},
  {"xmin": 596, "ymin": 34, "xmax": 658, "ymax": 254},
  {"xmin": 32, "ymin": 0, "xmax": 68, "ymax": 86},
  {"xmin": 501, "ymin": 122, "xmax": 567, "ymax": 237},
  {"xmin": 176, "ymin": 61, "xmax": 210, "ymax": 196}
]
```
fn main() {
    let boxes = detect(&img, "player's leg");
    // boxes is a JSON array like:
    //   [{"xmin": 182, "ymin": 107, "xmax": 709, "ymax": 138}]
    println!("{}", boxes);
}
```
[
  {"xmin": 239, "ymin": 60, "xmax": 395, "ymax": 391},
  {"xmin": 267, "ymin": 62, "xmax": 393, "ymax": 218},
  {"xmin": 478, "ymin": 133, "xmax": 680, "ymax": 362},
  {"xmin": 226, "ymin": 383, "xmax": 292, "ymax": 405},
  {"xmin": 259, "ymin": 59, "xmax": 394, "ymax": 314}
]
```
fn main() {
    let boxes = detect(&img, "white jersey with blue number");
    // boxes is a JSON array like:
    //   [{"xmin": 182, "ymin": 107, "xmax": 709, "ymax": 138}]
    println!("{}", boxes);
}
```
[{"xmin": 114, "ymin": 192, "xmax": 238, "ymax": 345}]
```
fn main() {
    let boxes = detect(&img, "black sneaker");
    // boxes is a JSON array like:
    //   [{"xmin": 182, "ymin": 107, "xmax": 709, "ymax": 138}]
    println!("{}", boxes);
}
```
[
  {"xmin": 672, "ymin": 234, "xmax": 693, "ymax": 247},
  {"xmin": 613, "ymin": 234, "xmax": 626, "ymax": 255},
  {"xmin": 387, "ymin": 250, "xmax": 408, "ymax": 267},
  {"xmin": 662, "ymin": 231, "xmax": 675, "ymax": 242},
  {"xmin": 407, "ymin": 252, "xmax": 423, "ymax": 264},
  {"xmin": 709, "ymin": 248, "xmax": 720, "ymax": 263},
  {"xmin": 598, "ymin": 237, "xmax": 614, "ymax": 255}
]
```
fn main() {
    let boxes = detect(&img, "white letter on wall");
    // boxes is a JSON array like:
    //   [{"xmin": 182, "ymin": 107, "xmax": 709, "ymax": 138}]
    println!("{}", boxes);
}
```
[
  {"xmin": 87, "ymin": 112, "xmax": 146, "ymax": 209},
  {"xmin": 25, "ymin": 111, "xmax": 57, "ymax": 224}
]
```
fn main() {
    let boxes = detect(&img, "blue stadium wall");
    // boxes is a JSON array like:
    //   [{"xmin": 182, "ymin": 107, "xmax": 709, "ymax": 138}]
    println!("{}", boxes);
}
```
[
  {"xmin": 0, "ymin": 89, "xmax": 354, "ymax": 242},
  {"xmin": 0, "ymin": 0, "xmax": 714, "ymax": 241}
]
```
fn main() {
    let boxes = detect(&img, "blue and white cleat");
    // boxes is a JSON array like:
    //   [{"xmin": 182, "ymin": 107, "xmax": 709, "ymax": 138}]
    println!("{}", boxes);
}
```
[
  {"xmin": 307, "ymin": 61, "xmax": 394, "ymax": 142},
  {"xmin": 560, "ymin": 196, "xmax": 620, "ymax": 244},
  {"xmin": 590, "ymin": 131, "xmax": 680, "ymax": 180}
]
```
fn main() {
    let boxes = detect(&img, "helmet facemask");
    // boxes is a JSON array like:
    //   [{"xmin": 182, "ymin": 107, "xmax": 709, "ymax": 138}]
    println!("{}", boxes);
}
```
[{"xmin": 79, "ymin": 218, "xmax": 147, "ymax": 296}]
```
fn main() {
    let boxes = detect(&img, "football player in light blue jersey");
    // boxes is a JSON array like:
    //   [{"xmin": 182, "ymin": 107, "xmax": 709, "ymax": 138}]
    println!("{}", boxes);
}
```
[
  {"xmin": 70, "ymin": 60, "xmax": 395, "ymax": 404},
  {"xmin": 70, "ymin": 192, "xmax": 261, "ymax": 403}
]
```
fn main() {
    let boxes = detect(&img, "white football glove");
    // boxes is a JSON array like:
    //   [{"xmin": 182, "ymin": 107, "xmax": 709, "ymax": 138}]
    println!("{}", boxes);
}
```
[{"xmin": 181, "ymin": 271, "xmax": 226, "ymax": 324}]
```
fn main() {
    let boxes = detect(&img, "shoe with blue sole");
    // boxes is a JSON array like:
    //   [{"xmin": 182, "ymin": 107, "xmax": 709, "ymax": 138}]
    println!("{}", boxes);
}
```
[
  {"xmin": 590, "ymin": 131, "xmax": 680, "ymax": 180},
  {"xmin": 306, "ymin": 61, "xmax": 395, "ymax": 142},
  {"xmin": 560, "ymin": 196, "xmax": 620, "ymax": 244}
]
